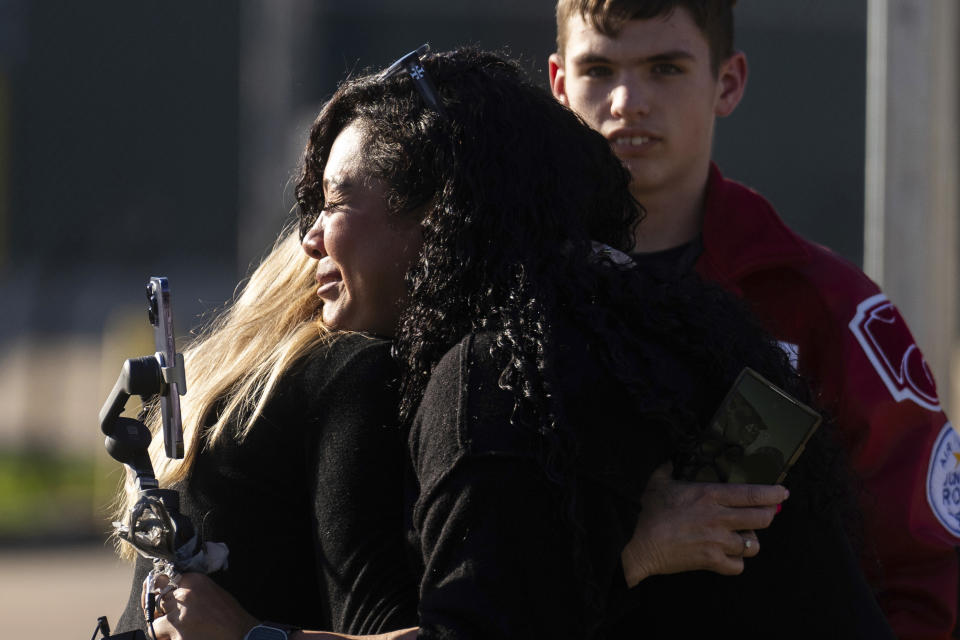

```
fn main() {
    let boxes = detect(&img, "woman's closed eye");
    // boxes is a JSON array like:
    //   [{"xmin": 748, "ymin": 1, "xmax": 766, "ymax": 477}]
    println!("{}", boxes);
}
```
[{"xmin": 322, "ymin": 197, "xmax": 349, "ymax": 214}]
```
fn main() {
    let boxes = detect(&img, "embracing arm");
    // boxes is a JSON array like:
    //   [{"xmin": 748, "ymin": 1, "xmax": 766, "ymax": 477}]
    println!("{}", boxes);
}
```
[
  {"xmin": 413, "ymin": 455, "xmax": 622, "ymax": 639},
  {"xmin": 621, "ymin": 463, "xmax": 788, "ymax": 585},
  {"xmin": 406, "ymin": 335, "xmax": 634, "ymax": 639},
  {"xmin": 302, "ymin": 336, "xmax": 418, "ymax": 633},
  {"xmin": 149, "ymin": 336, "xmax": 418, "ymax": 640},
  {"xmin": 145, "ymin": 456, "xmax": 608, "ymax": 640},
  {"xmin": 147, "ymin": 573, "xmax": 417, "ymax": 640}
]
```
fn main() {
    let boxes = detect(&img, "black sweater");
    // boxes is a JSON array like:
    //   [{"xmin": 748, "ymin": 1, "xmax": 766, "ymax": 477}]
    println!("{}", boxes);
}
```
[
  {"xmin": 117, "ymin": 334, "xmax": 418, "ymax": 634},
  {"xmin": 406, "ymin": 329, "xmax": 895, "ymax": 639},
  {"xmin": 407, "ymin": 326, "xmax": 701, "ymax": 639}
]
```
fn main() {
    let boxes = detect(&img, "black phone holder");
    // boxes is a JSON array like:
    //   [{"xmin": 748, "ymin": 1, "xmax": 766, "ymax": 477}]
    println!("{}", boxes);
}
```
[
  {"xmin": 92, "ymin": 330, "xmax": 195, "ymax": 638},
  {"xmin": 99, "ymin": 355, "xmax": 178, "ymax": 492}
]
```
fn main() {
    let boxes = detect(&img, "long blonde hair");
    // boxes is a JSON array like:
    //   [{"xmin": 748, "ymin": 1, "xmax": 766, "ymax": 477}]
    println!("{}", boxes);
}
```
[{"xmin": 114, "ymin": 224, "xmax": 331, "ymax": 560}]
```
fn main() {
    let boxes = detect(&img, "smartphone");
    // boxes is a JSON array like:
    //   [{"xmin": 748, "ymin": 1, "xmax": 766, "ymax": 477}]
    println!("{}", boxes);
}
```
[
  {"xmin": 681, "ymin": 367, "xmax": 821, "ymax": 484},
  {"xmin": 147, "ymin": 277, "xmax": 185, "ymax": 459}
]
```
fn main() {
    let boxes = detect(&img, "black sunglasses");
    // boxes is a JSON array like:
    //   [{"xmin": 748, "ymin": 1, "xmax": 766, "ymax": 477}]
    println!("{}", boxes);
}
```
[{"xmin": 378, "ymin": 43, "xmax": 447, "ymax": 118}]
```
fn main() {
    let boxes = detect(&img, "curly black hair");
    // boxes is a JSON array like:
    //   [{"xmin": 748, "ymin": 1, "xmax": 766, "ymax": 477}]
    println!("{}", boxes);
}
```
[
  {"xmin": 296, "ymin": 47, "xmax": 641, "ymax": 416},
  {"xmin": 295, "ymin": 47, "xmax": 852, "ymax": 631}
]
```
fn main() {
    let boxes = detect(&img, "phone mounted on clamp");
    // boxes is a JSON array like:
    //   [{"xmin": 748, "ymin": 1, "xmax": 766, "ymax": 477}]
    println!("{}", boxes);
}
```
[{"xmin": 92, "ymin": 277, "xmax": 192, "ymax": 640}]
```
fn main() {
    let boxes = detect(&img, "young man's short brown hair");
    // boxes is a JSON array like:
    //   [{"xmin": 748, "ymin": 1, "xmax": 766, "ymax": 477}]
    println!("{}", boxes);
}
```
[{"xmin": 555, "ymin": 0, "xmax": 737, "ymax": 73}]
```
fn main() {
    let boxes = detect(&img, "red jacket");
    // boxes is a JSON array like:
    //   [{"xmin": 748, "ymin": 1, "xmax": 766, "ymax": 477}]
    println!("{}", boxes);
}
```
[{"xmin": 696, "ymin": 165, "xmax": 958, "ymax": 640}]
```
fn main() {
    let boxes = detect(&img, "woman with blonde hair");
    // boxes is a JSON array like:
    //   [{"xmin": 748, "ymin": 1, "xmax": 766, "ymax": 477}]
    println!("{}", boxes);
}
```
[{"xmin": 115, "ymin": 228, "xmax": 419, "ymax": 636}]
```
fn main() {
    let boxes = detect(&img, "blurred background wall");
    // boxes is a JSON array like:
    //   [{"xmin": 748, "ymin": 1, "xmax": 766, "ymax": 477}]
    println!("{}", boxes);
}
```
[{"xmin": 0, "ymin": 0, "xmax": 955, "ymax": 575}]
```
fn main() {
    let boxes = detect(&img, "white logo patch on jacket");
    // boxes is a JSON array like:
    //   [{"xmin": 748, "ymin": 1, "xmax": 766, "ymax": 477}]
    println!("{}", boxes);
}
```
[
  {"xmin": 777, "ymin": 341, "xmax": 799, "ymax": 369},
  {"xmin": 927, "ymin": 423, "xmax": 960, "ymax": 538},
  {"xmin": 848, "ymin": 293, "xmax": 940, "ymax": 411}
]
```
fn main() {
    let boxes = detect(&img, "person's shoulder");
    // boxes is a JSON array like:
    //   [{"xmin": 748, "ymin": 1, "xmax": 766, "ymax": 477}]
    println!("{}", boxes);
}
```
[
  {"xmin": 427, "ymin": 331, "xmax": 512, "ymax": 393},
  {"xmin": 795, "ymin": 238, "xmax": 880, "ymax": 299},
  {"xmin": 416, "ymin": 332, "xmax": 473, "ymax": 406},
  {"xmin": 414, "ymin": 332, "xmax": 538, "ymax": 458},
  {"xmin": 298, "ymin": 332, "xmax": 397, "ymax": 391},
  {"xmin": 713, "ymin": 170, "xmax": 883, "ymax": 315},
  {"xmin": 764, "ymin": 229, "xmax": 885, "ymax": 326},
  {"xmin": 422, "ymin": 331, "xmax": 512, "ymax": 417},
  {"xmin": 323, "ymin": 331, "xmax": 394, "ymax": 365}
]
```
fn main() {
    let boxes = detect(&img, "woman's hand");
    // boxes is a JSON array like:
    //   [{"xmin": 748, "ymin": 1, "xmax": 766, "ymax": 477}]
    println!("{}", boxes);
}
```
[
  {"xmin": 143, "ymin": 572, "xmax": 419, "ymax": 640},
  {"xmin": 621, "ymin": 463, "xmax": 788, "ymax": 587},
  {"xmin": 144, "ymin": 572, "xmax": 257, "ymax": 640}
]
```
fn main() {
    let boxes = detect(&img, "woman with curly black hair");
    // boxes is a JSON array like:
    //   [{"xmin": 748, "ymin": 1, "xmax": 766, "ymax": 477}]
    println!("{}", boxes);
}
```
[{"xmin": 147, "ymin": 47, "xmax": 891, "ymax": 640}]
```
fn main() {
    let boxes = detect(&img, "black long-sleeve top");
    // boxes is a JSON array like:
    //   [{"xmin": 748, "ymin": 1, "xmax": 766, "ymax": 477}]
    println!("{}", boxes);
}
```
[
  {"xmin": 406, "ymin": 329, "xmax": 895, "ymax": 639},
  {"xmin": 406, "ymin": 330, "xmax": 670, "ymax": 638},
  {"xmin": 117, "ymin": 334, "xmax": 418, "ymax": 634}
]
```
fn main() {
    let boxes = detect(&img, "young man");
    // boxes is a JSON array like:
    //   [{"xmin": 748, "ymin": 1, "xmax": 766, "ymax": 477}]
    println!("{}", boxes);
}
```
[{"xmin": 549, "ymin": 1, "xmax": 958, "ymax": 637}]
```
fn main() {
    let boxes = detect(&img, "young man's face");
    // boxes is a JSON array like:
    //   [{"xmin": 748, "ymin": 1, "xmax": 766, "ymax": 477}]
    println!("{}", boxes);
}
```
[{"xmin": 550, "ymin": 9, "xmax": 745, "ymax": 199}]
